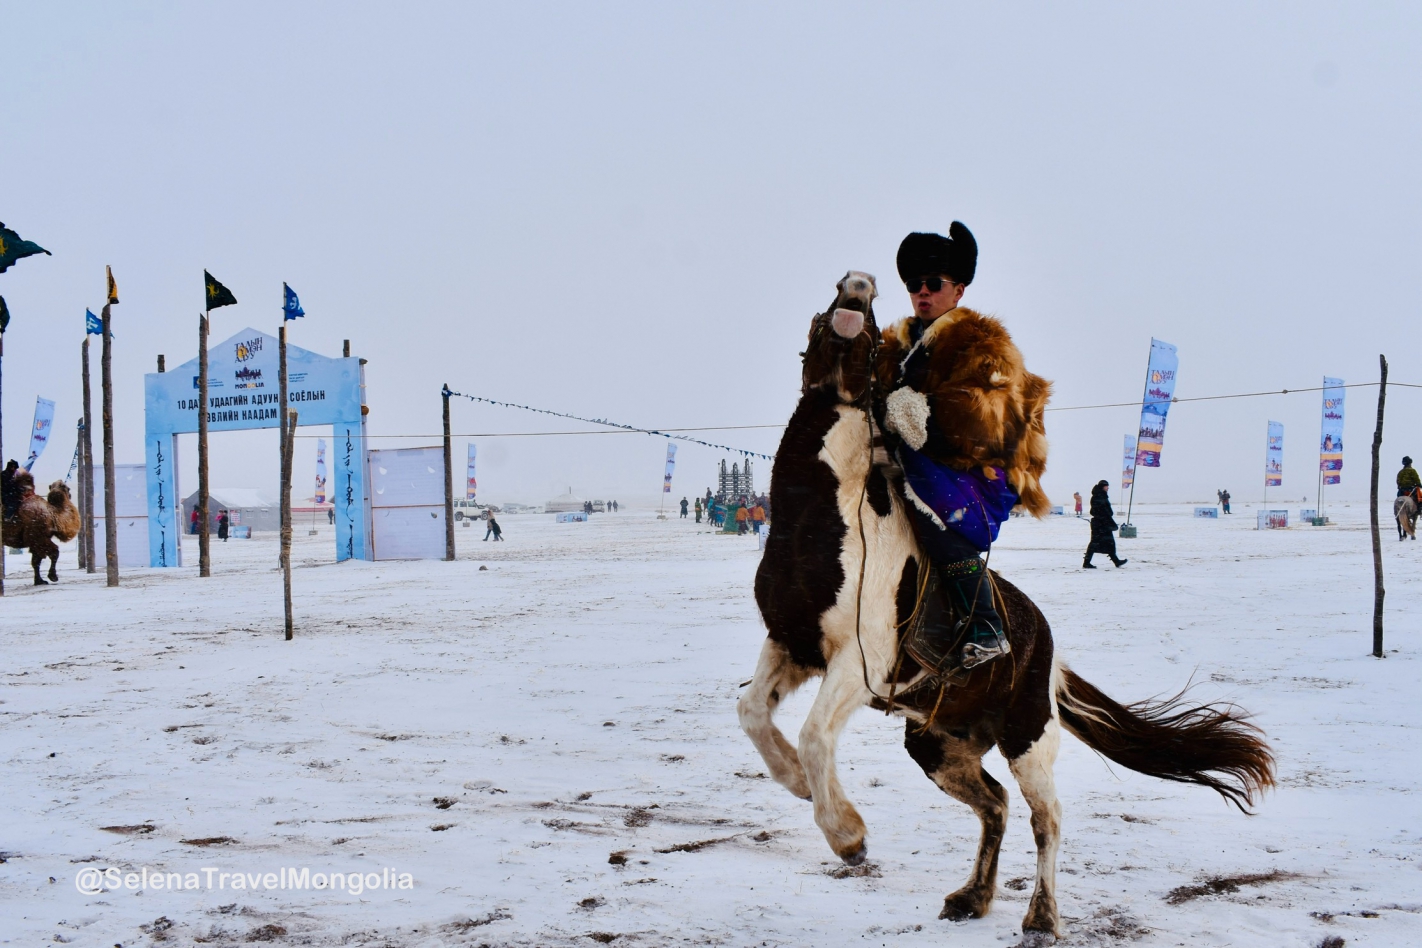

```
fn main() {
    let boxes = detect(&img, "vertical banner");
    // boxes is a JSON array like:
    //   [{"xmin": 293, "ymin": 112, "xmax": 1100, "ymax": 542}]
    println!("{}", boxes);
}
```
[
  {"xmin": 314, "ymin": 438, "xmax": 328, "ymax": 504},
  {"xmin": 1265, "ymin": 421, "xmax": 1283, "ymax": 487},
  {"xmin": 465, "ymin": 443, "xmax": 477, "ymax": 500},
  {"xmin": 1134, "ymin": 339, "xmax": 1178, "ymax": 468},
  {"xmin": 24, "ymin": 397, "xmax": 56, "ymax": 470},
  {"xmin": 1122, "ymin": 434, "xmax": 1137, "ymax": 492},
  {"xmin": 1319, "ymin": 377, "xmax": 1345, "ymax": 485},
  {"xmin": 662, "ymin": 442, "xmax": 677, "ymax": 493}
]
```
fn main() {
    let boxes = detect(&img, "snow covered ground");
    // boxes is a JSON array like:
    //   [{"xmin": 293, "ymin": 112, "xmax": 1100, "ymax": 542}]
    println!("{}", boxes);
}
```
[{"xmin": 1, "ymin": 502, "xmax": 1418, "ymax": 947}]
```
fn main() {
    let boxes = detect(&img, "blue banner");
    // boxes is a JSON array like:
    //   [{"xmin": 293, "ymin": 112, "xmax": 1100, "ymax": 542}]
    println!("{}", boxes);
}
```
[
  {"xmin": 1122, "ymin": 434, "xmax": 1136, "ymax": 492},
  {"xmin": 283, "ymin": 282, "xmax": 305, "ymax": 320},
  {"xmin": 315, "ymin": 438, "xmax": 327, "ymax": 504},
  {"xmin": 1135, "ymin": 338, "xmax": 1178, "ymax": 468},
  {"xmin": 466, "ymin": 443, "xmax": 477, "ymax": 500},
  {"xmin": 1320, "ymin": 377, "xmax": 1344, "ymax": 485},
  {"xmin": 85, "ymin": 308, "xmax": 102, "ymax": 335},
  {"xmin": 662, "ymin": 442, "xmax": 677, "ymax": 493},
  {"xmin": 1265, "ymin": 421, "xmax": 1283, "ymax": 487},
  {"xmin": 24, "ymin": 396, "xmax": 56, "ymax": 470}
]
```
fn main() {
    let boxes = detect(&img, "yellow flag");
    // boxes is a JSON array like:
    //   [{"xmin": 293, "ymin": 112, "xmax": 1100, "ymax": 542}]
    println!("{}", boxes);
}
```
[{"xmin": 106, "ymin": 265, "xmax": 119, "ymax": 305}]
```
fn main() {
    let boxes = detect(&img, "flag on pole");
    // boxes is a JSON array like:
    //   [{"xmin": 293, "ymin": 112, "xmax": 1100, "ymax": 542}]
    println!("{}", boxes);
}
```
[
  {"xmin": 1265, "ymin": 421, "xmax": 1283, "ymax": 487},
  {"xmin": 0, "ymin": 222, "xmax": 51, "ymax": 273},
  {"xmin": 283, "ymin": 283, "xmax": 305, "ymax": 320},
  {"xmin": 0, "ymin": 296, "xmax": 9, "ymax": 334},
  {"xmin": 24, "ymin": 397, "xmax": 56, "ymax": 471},
  {"xmin": 106, "ymin": 265, "xmax": 119, "ymax": 305},
  {"xmin": 1320, "ymin": 377, "xmax": 1345, "ymax": 485},
  {"xmin": 1122, "ymin": 434, "xmax": 1136, "ymax": 492},
  {"xmin": 465, "ymin": 443, "xmax": 477, "ymax": 500},
  {"xmin": 204, "ymin": 270, "xmax": 238, "ymax": 310},
  {"xmin": 314, "ymin": 438, "xmax": 328, "ymax": 504},
  {"xmin": 86, "ymin": 309, "xmax": 103, "ymax": 334},
  {"xmin": 1135, "ymin": 338, "xmax": 1179, "ymax": 467},
  {"xmin": 662, "ymin": 442, "xmax": 677, "ymax": 493}
]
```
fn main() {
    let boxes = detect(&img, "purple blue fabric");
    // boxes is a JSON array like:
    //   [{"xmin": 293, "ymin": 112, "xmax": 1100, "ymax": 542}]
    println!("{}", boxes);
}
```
[{"xmin": 899, "ymin": 445, "xmax": 1018, "ymax": 552}]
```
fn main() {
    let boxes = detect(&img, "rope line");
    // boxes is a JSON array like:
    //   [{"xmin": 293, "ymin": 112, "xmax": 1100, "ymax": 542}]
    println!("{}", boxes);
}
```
[{"xmin": 442, "ymin": 387, "xmax": 777, "ymax": 459}]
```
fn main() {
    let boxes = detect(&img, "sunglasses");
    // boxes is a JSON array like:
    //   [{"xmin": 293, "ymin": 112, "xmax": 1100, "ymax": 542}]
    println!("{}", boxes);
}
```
[{"xmin": 905, "ymin": 277, "xmax": 960, "ymax": 294}]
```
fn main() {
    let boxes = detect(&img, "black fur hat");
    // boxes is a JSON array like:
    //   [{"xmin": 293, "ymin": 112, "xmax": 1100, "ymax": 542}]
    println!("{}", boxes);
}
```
[{"xmin": 896, "ymin": 222, "xmax": 978, "ymax": 285}]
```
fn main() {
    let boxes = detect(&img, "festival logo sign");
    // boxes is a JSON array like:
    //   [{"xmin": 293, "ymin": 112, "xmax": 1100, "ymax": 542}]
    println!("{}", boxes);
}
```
[
  {"xmin": 1122, "ymin": 434, "xmax": 1136, "ymax": 492},
  {"xmin": 465, "ymin": 443, "xmax": 477, "ymax": 500},
  {"xmin": 1265, "ymin": 420, "xmax": 1283, "ymax": 487},
  {"xmin": 1319, "ymin": 377, "xmax": 1344, "ymax": 485},
  {"xmin": 1135, "ymin": 338, "xmax": 1178, "ymax": 468}
]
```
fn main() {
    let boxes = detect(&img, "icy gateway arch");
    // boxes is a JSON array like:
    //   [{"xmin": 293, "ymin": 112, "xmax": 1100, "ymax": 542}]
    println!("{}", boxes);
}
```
[{"xmin": 143, "ymin": 328, "xmax": 373, "ymax": 567}]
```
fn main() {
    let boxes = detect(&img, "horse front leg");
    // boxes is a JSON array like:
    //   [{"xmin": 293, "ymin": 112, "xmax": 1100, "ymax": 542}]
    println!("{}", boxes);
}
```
[
  {"xmin": 799, "ymin": 657, "xmax": 872, "ymax": 864},
  {"xmin": 1007, "ymin": 716, "xmax": 1064, "ymax": 944},
  {"xmin": 738, "ymin": 638, "xmax": 813, "ymax": 800}
]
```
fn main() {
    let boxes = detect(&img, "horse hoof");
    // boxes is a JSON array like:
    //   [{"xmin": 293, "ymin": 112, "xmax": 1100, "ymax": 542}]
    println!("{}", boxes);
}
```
[
  {"xmin": 840, "ymin": 844, "xmax": 867, "ymax": 867},
  {"xmin": 1017, "ymin": 931, "xmax": 1057, "ymax": 948},
  {"xmin": 940, "ymin": 890, "xmax": 990, "ymax": 921}
]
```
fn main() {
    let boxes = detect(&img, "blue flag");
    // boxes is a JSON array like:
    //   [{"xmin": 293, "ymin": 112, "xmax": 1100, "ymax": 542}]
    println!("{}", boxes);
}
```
[
  {"xmin": 283, "ymin": 282, "xmax": 304, "ymax": 320},
  {"xmin": 86, "ymin": 308, "xmax": 102, "ymax": 334}
]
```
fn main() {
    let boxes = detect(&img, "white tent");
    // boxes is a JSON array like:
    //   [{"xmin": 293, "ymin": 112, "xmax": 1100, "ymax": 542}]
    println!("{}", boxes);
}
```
[
  {"xmin": 545, "ymin": 488, "xmax": 585, "ymax": 513},
  {"xmin": 180, "ymin": 487, "xmax": 279, "ymax": 532}
]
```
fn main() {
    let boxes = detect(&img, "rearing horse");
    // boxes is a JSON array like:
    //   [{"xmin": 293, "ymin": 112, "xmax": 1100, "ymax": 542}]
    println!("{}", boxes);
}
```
[{"xmin": 740, "ymin": 271, "xmax": 1275, "ymax": 944}]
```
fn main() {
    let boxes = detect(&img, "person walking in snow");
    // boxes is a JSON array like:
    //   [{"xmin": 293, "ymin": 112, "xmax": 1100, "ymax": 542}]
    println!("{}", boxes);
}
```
[
  {"xmin": 680, "ymin": 497, "xmax": 689, "ymax": 518},
  {"xmin": 694, "ymin": 497, "xmax": 702, "ymax": 523},
  {"xmin": 217, "ymin": 510, "xmax": 230, "ymax": 542},
  {"xmin": 488, "ymin": 513, "xmax": 504, "ymax": 541},
  {"xmin": 1084, "ymin": 481, "xmax": 1126, "ymax": 568},
  {"xmin": 1073, "ymin": 491, "xmax": 1083, "ymax": 518},
  {"xmin": 1220, "ymin": 489, "xmax": 1232, "ymax": 514}
]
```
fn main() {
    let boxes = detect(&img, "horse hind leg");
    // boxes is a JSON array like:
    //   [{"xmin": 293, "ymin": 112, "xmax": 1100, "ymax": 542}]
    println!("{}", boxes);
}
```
[
  {"xmin": 738, "ymin": 639, "xmax": 813, "ymax": 800},
  {"xmin": 904, "ymin": 724, "xmax": 1008, "ymax": 922},
  {"xmin": 1007, "ymin": 715, "xmax": 1064, "ymax": 944}
]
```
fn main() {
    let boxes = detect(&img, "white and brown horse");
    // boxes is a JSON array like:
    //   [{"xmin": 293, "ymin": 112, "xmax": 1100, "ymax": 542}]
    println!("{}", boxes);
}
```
[
  {"xmin": 1395, "ymin": 489, "xmax": 1420, "ymax": 540},
  {"xmin": 740, "ymin": 272, "xmax": 1275, "ymax": 944}
]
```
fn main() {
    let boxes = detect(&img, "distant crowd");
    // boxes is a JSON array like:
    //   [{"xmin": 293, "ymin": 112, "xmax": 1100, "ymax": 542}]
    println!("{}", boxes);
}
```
[{"xmin": 680, "ymin": 489, "xmax": 768, "ymax": 535}]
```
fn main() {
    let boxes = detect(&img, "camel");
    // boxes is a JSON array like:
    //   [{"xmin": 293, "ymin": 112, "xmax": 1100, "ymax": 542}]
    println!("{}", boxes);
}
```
[
  {"xmin": 3, "ymin": 470, "xmax": 80, "ymax": 585},
  {"xmin": 740, "ymin": 272, "xmax": 1274, "ymax": 944}
]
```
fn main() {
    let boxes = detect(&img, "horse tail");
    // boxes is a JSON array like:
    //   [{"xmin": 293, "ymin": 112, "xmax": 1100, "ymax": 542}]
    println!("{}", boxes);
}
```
[{"xmin": 1055, "ymin": 663, "xmax": 1275, "ymax": 813}]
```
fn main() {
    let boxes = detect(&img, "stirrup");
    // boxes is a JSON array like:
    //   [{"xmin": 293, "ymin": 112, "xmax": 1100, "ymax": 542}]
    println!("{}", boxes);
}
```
[{"xmin": 960, "ymin": 625, "xmax": 1010, "ymax": 669}]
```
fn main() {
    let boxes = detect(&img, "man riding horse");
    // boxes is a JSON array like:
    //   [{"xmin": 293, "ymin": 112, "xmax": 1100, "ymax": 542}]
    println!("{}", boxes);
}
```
[{"xmin": 874, "ymin": 224, "xmax": 1051, "ymax": 675}]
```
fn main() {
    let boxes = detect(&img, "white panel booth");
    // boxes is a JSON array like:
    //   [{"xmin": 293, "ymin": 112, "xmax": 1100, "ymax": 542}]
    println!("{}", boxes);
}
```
[
  {"xmin": 368, "ymin": 446, "xmax": 446, "ymax": 560},
  {"xmin": 93, "ymin": 464, "xmax": 150, "ymax": 567}
]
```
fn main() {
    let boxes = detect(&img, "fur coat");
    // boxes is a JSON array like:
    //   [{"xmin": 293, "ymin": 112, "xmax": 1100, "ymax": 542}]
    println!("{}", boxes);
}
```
[{"xmin": 875, "ymin": 308, "xmax": 1052, "ymax": 518}]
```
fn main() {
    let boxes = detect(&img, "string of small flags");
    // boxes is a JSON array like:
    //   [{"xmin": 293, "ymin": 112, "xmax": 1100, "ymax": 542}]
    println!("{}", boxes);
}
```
[{"xmin": 443, "ymin": 387, "xmax": 776, "ymax": 460}]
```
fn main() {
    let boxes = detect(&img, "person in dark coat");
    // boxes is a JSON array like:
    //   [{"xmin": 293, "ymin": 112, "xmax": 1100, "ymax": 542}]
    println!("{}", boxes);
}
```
[
  {"xmin": 217, "ymin": 510, "xmax": 230, "ymax": 542},
  {"xmin": 1, "ymin": 459, "xmax": 23, "ymax": 521},
  {"xmin": 1084, "ymin": 481, "xmax": 1126, "ymax": 568}
]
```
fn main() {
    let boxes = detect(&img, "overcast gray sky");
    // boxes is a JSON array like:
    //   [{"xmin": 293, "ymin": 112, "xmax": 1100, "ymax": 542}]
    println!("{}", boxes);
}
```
[{"xmin": 3, "ymin": 2, "xmax": 1417, "ymax": 509}]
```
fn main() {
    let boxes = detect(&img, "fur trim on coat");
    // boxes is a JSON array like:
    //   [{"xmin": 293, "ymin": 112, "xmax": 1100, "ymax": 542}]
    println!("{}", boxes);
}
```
[{"xmin": 875, "ymin": 308, "xmax": 1052, "ymax": 517}]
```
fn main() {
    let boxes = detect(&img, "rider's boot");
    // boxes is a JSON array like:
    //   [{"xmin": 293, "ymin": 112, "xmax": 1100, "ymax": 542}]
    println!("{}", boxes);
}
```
[{"xmin": 903, "ymin": 557, "xmax": 1010, "ymax": 675}]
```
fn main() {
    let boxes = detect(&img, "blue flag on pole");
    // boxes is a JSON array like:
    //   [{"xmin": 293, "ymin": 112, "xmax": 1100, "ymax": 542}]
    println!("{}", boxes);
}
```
[
  {"xmin": 85, "ymin": 308, "xmax": 102, "ymax": 334},
  {"xmin": 283, "ymin": 283, "xmax": 305, "ymax": 320}
]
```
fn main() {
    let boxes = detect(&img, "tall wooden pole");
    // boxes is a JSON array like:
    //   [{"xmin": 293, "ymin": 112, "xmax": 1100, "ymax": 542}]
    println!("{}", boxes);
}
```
[
  {"xmin": 81, "ymin": 337, "xmax": 96, "ymax": 572},
  {"xmin": 282, "ymin": 406, "xmax": 298, "ymax": 641},
  {"xmin": 1369, "ymin": 355, "xmax": 1387, "ymax": 659},
  {"xmin": 443, "ymin": 385, "xmax": 455, "ymax": 561},
  {"xmin": 197, "ymin": 312, "xmax": 211, "ymax": 577},
  {"xmin": 101, "ymin": 300, "xmax": 118, "ymax": 586},
  {"xmin": 1, "ymin": 330, "xmax": 6, "ymax": 597}
]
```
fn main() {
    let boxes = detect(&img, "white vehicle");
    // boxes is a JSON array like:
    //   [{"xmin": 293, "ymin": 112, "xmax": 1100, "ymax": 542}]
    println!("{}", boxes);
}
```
[{"xmin": 452, "ymin": 500, "xmax": 497, "ymax": 521}]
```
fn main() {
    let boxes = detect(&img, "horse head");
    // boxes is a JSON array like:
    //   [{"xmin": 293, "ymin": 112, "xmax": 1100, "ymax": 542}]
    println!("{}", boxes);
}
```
[{"xmin": 801, "ymin": 270, "xmax": 879, "ymax": 404}]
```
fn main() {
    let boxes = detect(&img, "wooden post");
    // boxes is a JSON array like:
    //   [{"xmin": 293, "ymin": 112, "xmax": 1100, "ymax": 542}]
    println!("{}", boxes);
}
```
[
  {"xmin": 1, "ymin": 330, "xmax": 5, "ymax": 597},
  {"xmin": 101, "ymin": 300, "xmax": 119, "ymax": 586},
  {"xmin": 72, "ymin": 421, "xmax": 86, "ymax": 571},
  {"xmin": 282, "ymin": 407, "xmax": 298, "ymax": 640},
  {"xmin": 197, "ymin": 311, "xmax": 211, "ymax": 577},
  {"xmin": 1369, "ymin": 355, "xmax": 1387, "ymax": 658},
  {"xmin": 443, "ymin": 385, "xmax": 455, "ymax": 561},
  {"xmin": 343, "ymin": 339, "xmax": 350, "ymax": 358},
  {"xmin": 81, "ymin": 338, "xmax": 95, "ymax": 573}
]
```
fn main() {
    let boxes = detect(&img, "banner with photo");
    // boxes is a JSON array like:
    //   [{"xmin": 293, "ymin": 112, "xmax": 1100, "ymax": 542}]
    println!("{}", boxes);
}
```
[
  {"xmin": 465, "ymin": 443, "xmax": 477, "ymax": 500},
  {"xmin": 1134, "ymin": 338, "xmax": 1178, "ymax": 468},
  {"xmin": 1122, "ymin": 434, "xmax": 1136, "ymax": 492},
  {"xmin": 314, "ymin": 438, "xmax": 328, "ymax": 504},
  {"xmin": 662, "ymin": 442, "xmax": 677, "ymax": 493},
  {"xmin": 1319, "ymin": 377, "xmax": 1344, "ymax": 485},
  {"xmin": 1265, "ymin": 421, "xmax": 1283, "ymax": 487},
  {"xmin": 24, "ymin": 396, "xmax": 56, "ymax": 471}
]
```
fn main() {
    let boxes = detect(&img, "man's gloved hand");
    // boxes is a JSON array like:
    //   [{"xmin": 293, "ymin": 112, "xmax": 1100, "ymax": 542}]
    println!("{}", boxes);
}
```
[{"xmin": 883, "ymin": 386, "xmax": 930, "ymax": 451}]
